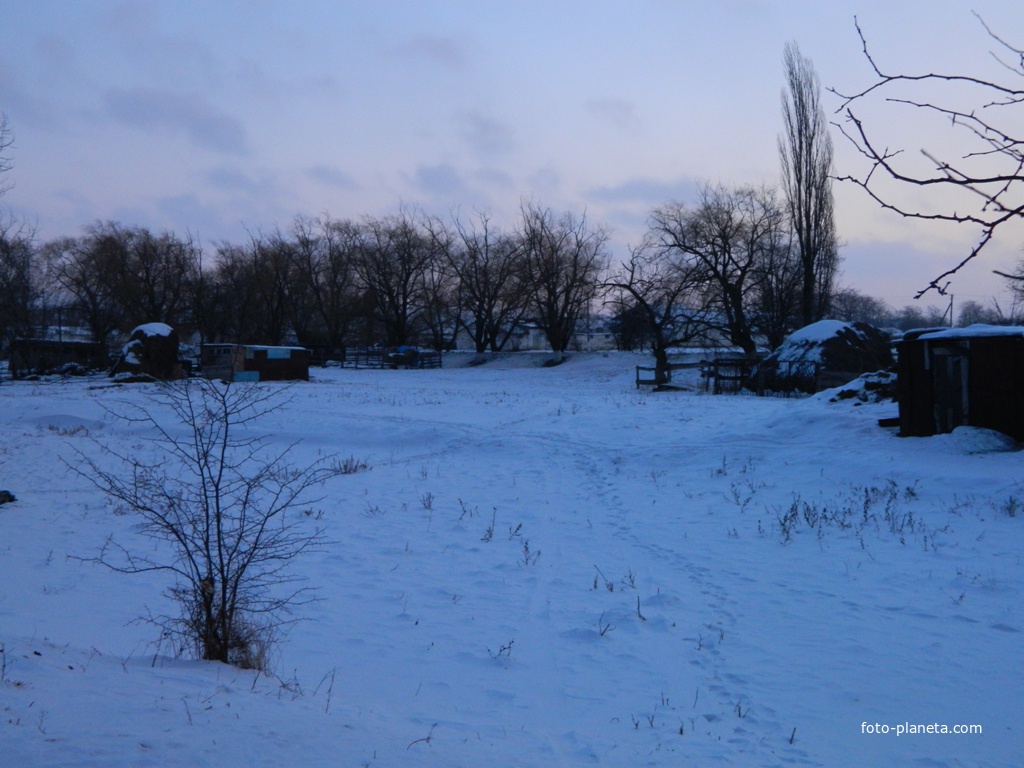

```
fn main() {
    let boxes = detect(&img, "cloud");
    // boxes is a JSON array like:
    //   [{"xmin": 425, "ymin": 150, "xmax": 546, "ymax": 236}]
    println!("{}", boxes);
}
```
[
  {"xmin": 583, "ymin": 177, "xmax": 705, "ymax": 246},
  {"xmin": 473, "ymin": 167, "xmax": 514, "ymax": 191},
  {"xmin": 414, "ymin": 162, "xmax": 469, "ymax": 200},
  {"xmin": 585, "ymin": 98, "xmax": 640, "ymax": 133},
  {"xmin": 206, "ymin": 166, "xmax": 263, "ymax": 193},
  {"xmin": 102, "ymin": 0, "xmax": 160, "ymax": 35},
  {"xmin": 0, "ymin": 57, "xmax": 63, "ymax": 128},
  {"xmin": 587, "ymin": 176, "xmax": 702, "ymax": 206},
  {"xmin": 103, "ymin": 87, "xmax": 248, "ymax": 154},
  {"xmin": 306, "ymin": 165, "xmax": 357, "ymax": 190},
  {"xmin": 32, "ymin": 35, "xmax": 80, "ymax": 86},
  {"xmin": 395, "ymin": 35, "xmax": 467, "ymax": 69},
  {"xmin": 153, "ymin": 192, "xmax": 270, "ymax": 243},
  {"xmin": 156, "ymin": 192, "xmax": 249, "ymax": 243},
  {"xmin": 101, "ymin": 0, "xmax": 221, "ymax": 87},
  {"xmin": 460, "ymin": 111, "xmax": 515, "ymax": 156}
]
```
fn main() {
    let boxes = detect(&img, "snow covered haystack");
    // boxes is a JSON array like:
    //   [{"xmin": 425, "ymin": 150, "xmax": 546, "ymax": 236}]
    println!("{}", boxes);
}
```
[
  {"xmin": 109, "ymin": 322, "xmax": 182, "ymax": 381},
  {"xmin": 756, "ymin": 320, "xmax": 894, "ymax": 394}
]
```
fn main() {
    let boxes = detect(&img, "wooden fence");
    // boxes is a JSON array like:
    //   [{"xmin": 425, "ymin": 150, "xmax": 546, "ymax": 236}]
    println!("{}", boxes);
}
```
[
  {"xmin": 634, "ymin": 362, "xmax": 703, "ymax": 388},
  {"xmin": 636, "ymin": 354, "xmax": 862, "ymax": 396},
  {"xmin": 342, "ymin": 349, "xmax": 443, "ymax": 370}
]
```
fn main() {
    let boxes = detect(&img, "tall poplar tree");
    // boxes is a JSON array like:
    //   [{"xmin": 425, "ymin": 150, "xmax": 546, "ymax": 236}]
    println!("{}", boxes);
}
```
[{"xmin": 780, "ymin": 42, "xmax": 838, "ymax": 326}]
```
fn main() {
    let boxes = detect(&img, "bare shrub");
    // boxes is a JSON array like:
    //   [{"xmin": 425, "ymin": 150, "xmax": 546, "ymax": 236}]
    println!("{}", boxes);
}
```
[{"xmin": 71, "ymin": 378, "xmax": 341, "ymax": 670}]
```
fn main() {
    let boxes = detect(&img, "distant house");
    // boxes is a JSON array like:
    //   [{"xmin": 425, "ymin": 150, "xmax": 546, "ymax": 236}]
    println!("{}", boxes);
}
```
[
  {"xmin": 506, "ymin": 319, "xmax": 617, "ymax": 353},
  {"xmin": 201, "ymin": 344, "xmax": 310, "ymax": 382},
  {"xmin": 897, "ymin": 325, "xmax": 1024, "ymax": 441}
]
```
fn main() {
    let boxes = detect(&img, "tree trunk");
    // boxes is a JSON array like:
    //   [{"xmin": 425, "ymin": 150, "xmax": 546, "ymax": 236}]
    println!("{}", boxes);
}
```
[{"xmin": 653, "ymin": 345, "xmax": 671, "ymax": 386}]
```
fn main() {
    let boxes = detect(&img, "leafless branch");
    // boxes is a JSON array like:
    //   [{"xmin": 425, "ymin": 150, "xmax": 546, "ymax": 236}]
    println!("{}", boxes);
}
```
[{"xmin": 831, "ymin": 14, "xmax": 1024, "ymax": 296}]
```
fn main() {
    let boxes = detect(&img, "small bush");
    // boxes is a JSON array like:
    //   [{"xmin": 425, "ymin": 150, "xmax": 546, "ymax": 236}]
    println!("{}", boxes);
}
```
[{"xmin": 73, "ymin": 379, "xmax": 343, "ymax": 671}]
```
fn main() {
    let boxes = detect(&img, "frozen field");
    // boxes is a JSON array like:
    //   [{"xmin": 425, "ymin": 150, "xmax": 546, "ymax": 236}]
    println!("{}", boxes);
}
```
[{"xmin": 0, "ymin": 351, "xmax": 1020, "ymax": 766}]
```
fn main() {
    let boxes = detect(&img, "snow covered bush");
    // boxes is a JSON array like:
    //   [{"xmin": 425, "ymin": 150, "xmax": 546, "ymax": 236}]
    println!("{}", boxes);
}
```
[{"xmin": 70, "ymin": 378, "xmax": 341, "ymax": 670}]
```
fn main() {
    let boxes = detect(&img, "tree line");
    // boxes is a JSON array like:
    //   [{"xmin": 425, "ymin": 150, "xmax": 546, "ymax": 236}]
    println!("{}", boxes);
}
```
[
  {"xmin": 0, "ymin": 43, "xmax": 848, "ymax": 373},
  {"xmin": 0, "ymin": 205, "xmax": 606, "ymax": 357},
  {"xmin": 0, "ymin": 192, "xmax": 831, "ymax": 357}
]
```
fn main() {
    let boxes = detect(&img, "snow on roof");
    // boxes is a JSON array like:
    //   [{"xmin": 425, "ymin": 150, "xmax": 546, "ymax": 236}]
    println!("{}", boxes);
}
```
[
  {"xmin": 915, "ymin": 323, "xmax": 1024, "ymax": 341},
  {"xmin": 132, "ymin": 322, "xmax": 174, "ymax": 337}
]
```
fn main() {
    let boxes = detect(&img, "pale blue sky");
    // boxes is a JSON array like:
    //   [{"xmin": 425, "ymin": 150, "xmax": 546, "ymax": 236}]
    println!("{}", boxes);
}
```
[{"xmin": 2, "ymin": 1, "xmax": 1022, "ymax": 311}]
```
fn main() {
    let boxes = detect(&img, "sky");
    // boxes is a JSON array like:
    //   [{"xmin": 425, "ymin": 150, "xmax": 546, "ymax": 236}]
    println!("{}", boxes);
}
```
[{"xmin": 2, "ymin": 0, "xmax": 1023, "ymax": 316}]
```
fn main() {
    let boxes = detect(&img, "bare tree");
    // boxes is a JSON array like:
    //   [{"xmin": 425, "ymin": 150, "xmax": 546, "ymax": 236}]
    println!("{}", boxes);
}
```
[
  {"xmin": 211, "ymin": 233, "xmax": 296, "ymax": 346},
  {"xmin": 185, "ymin": 247, "xmax": 218, "ymax": 348},
  {"xmin": 0, "ymin": 112, "xmax": 13, "ymax": 198},
  {"xmin": 830, "ymin": 287, "xmax": 893, "ymax": 328},
  {"xmin": 354, "ymin": 210, "xmax": 437, "ymax": 348},
  {"xmin": 71, "ymin": 379, "xmax": 341, "ymax": 669},
  {"xmin": 833, "ymin": 14, "xmax": 1024, "ymax": 297},
  {"xmin": 780, "ymin": 42, "xmax": 839, "ymax": 325},
  {"xmin": 746, "ymin": 186, "xmax": 801, "ymax": 349},
  {"xmin": 110, "ymin": 224, "xmax": 200, "ymax": 329},
  {"xmin": 208, "ymin": 242, "xmax": 260, "ymax": 344},
  {"xmin": 650, "ymin": 185, "xmax": 777, "ymax": 355},
  {"xmin": 997, "ymin": 260, "xmax": 1024, "ymax": 321},
  {"xmin": 0, "ymin": 114, "xmax": 35, "ymax": 349},
  {"xmin": 448, "ymin": 212, "xmax": 529, "ymax": 354},
  {"xmin": 267, "ymin": 229, "xmax": 319, "ymax": 347},
  {"xmin": 43, "ymin": 223, "xmax": 201, "ymax": 342},
  {"xmin": 288, "ymin": 215, "xmax": 362, "ymax": 356},
  {"xmin": 518, "ymin": 203, "xmax": 609, "ymax": 356},
  {"xmin": 44, "ymin": 234, "xmax": 123, "ymax": 344},
  {"xmin": 954, "ymin": 298, "xmax": 1001, "ymax": 327},
  {"xmin": 251, "ymin": 232, "xmax": 300, "ymax": 346},
  {"xmin": 603, "ymin": 241, "xmax": 711, "ymax": 384},
  {"xmin": 0, "ymin": 218, "xmax": 37, "ymax": 352},
  {"xmin": 417, "ymin": 216, "xmax": 462, "ymax": 352}
]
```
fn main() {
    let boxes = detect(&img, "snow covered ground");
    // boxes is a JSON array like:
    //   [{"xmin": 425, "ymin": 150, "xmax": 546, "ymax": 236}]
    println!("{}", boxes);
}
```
[{"xmin": 0, "ymin": 351, "xmax": 1020, "ymax": 767}]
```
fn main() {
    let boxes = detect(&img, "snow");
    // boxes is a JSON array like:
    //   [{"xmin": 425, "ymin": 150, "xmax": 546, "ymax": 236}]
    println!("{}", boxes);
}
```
[
  {"xmin": 916, "ymin": 324, "xmax": 1024, "ymax": 340},
  {"xmin": 1, "ymin": 352, "xmax": 1021, "ymax": 767},
  {"xmin": 769, "ymin": 320, "xmax": 859, "ymax": 366},
  {"xmin": 132, "ymin": 322, "xmax": 174, "ymax": 338},
  {"xmin": 784, "ymin": 319, "xmax": 849, "ymax": 344},
  {"xmin": 935, "ymin": 426, "xmax": 1020, "ymax": 454}
]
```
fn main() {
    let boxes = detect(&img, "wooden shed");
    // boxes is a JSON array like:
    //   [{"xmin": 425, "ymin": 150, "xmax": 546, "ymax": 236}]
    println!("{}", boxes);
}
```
[
  {"xmin": 201, "ymin": 344, "xmax": 310, "ymax": 382},
  {"xmin": 897, "ymin": 325, "xmax": 1024, "ymax": 441}
]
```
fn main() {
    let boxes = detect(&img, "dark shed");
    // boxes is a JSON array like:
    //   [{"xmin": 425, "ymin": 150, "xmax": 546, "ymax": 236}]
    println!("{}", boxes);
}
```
[
  {"xmin": 897, "ymin": 325, "xmax": 1024, "ymax": 441},
  {"xmin": 9, "ymin": 338, "xmax": 106, "ymax": 378},
  {"xmin": 201, "ymin": 344, "xmax": 310, "ymax": 382}
]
